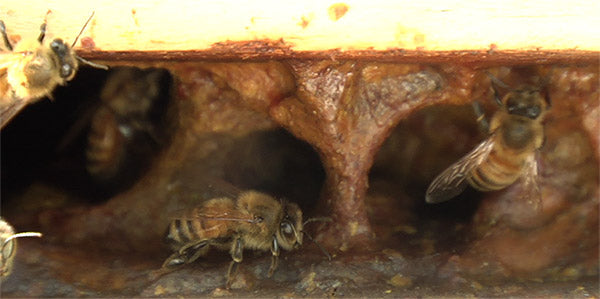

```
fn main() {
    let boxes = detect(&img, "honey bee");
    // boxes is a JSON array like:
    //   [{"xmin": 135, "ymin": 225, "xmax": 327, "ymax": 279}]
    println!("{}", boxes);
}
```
[
  {"xmin": 0, "ymin": 218, "xmax": 42, "ymax": 279},
  {"xmin": 425, "ymin": 74, "xmax": 550, "ymax": 205},
  {"xmin": 0, "ymin": 11, "xmax": 107, "ymax": 128},
  {"xmin": 162, "ymin": 189, "xmax": 330, "ymax": 288},
  {"xmin": 86, "ymin": 67, "xmax": 171, "ymax": 183}
]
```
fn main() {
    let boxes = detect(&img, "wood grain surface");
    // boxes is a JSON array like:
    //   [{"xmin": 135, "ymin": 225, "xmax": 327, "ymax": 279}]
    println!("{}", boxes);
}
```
[{"xmin": 1, "ymin": 1, "xmax": 598, "ymax": 62}]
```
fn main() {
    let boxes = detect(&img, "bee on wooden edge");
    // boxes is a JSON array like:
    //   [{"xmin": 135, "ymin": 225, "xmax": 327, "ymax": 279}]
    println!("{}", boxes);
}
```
[{"xmin": 0, "ymin": 10, "xmax": 107, "ymax": 128}]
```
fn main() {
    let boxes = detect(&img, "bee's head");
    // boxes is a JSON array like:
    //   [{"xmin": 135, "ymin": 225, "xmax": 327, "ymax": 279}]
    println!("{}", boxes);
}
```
[
  {"xmin": 50, "ymin": 38, "xmax": 78, "ymax": 80},
  {"xmin": 503, "ymin": 87, "xmax": 548, "ymax": 120},
  {"xmin": 276, "ymin": 201, "xmax": 303, "ymax": 251}
]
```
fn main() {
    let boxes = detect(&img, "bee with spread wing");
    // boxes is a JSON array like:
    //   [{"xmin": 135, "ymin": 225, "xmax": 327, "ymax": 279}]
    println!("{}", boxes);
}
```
[{"xmin": 426, "ymin": 74, "xmax": 549, "ymax": 206}]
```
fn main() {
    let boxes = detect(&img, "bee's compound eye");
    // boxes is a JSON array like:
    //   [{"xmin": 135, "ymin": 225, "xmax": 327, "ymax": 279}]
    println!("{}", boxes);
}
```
[
  {"xmin": 60, "ymin": 64, "xmax": 73, "ymax": 78},
  {"xmin": 1, "ymin": 239, "xmax": 15, "ymax": 261},
  {"xmin": 50, "ymin": 39, "xmax": 65, "ymax": 52},
  {"xmin": 528, "ymin": 106, "xmax": 541, "ymax": 118},
  {"xmin": 50, "ymin": 41, "xmax": 60, "ymax": 51}
]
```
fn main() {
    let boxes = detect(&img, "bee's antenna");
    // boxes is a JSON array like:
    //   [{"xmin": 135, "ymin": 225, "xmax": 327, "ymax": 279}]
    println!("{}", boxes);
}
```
[
  {"xmin": 76, "ymin": 56, "xmax": 108, "ymax": 70},
  {"xmin": 485, "ymin": 71, "xmax": 511, "ymax": 90},
  {"xmin": 485, "ymin": 71, "xmax": 510, "ymax": 106},
  {"xmin": 2, "ymin": 232, "xmax": 43, "ymax": 252},
  {"xmin": 303, "ymin": 217, "xmax": 332, "ymax": 226},
  {"xmin": 72, "ymin": 11, "xmax": 95, "ymax": 48},
  {"xmin": 302, "ymin": 217, "xmax": 332, "ymax": 260},
  {"xmin": 539, "ymin": 67, "xmax": 554, "ymax": 108},
  {"xmin": 302, "ymin": 231, "xmax": 332, "ymax": 261}
]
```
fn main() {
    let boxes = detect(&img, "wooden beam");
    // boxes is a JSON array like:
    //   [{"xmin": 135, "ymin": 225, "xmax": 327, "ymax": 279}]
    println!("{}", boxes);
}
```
[{"xmin": 1, "ymin": 1, "xmax": 598, "ymax": 62}]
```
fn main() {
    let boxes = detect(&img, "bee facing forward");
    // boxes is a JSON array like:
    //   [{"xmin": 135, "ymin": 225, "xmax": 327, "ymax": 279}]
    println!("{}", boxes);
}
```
[
  {"xmin": 1, "ymin": 218, "xmax": 42, "ymax": 279},
  {"xmin": 426, "ymin": 74, "xmax": 550, "ymax": 205},
  {"xmin": 0, "ymin": 11, "xmax": 106, "ymax": 128},
  {"xmin": 162, "ymin": 190, "xmax": 309, "ymax": 288}
]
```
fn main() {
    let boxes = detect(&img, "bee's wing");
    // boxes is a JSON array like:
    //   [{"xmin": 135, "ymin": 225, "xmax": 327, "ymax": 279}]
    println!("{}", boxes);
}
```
[
  {"xmin": 425, "ymin": 137, "xmax": 495, "ymax": 203},
  {"xmin": 169, "ymin": 210, "xmax": 257, "ymax": 224},
  {"xmin": 516, "ymin": 152, "xmax": 542, "ymax": 209},
  {"xmin": 0, "ymin": 96, "xmax": 27, "ymax": 128},
  {"xmin": 192, "ymin": 211, "xmax": 258, "ymax": 223},
  {"xmin": 0, "ymin": 51, "xmax": 29, "ymax": 73},
  {"xmin": 202, "ymin": 178, "xmax": 242, "ymax": 199},
  {"xmin": 1, "ymin": 52, "xmax": 29, "ymax": 128}
]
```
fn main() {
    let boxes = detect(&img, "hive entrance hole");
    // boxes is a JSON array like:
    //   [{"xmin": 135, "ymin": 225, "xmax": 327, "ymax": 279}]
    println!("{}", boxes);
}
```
[
  {"xmin": 1, "ymin": 65, "xmax": 174, "ymax": 212},
  {"xmin": 220, "ymin": 129, "xmax": 326, "ymax": 213},
  {"xmin": 368, "ymin": 104, "xmax": 486, "ymax": 255},
  {"xmin": 168, "ymin": 128, "xmax": 326, "ymax": 219}
]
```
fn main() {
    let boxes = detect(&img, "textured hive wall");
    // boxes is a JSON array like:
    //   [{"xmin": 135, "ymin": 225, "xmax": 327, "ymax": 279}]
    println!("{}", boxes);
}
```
[{"xmin": 1, "ymin": 62, "xmax": 598, "ymax": 297}]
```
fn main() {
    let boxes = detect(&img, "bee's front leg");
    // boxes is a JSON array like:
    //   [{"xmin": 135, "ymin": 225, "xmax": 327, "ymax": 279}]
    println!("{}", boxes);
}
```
[
  {"xmin": 472, "ymin": 101, "xmax": 490, "ymax": 134},
  {"xmin": 268, "ymin": 235, "xmax": 279, "ymax": 277},
  {"xmin": 226, "ymin": 237, "xmax": 243, "ymax": 288}
]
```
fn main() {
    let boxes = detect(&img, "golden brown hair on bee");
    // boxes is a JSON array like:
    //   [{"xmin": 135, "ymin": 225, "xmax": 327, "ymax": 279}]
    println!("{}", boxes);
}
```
[
  {"xmin": 0, "ymin": 11, "xmax": 107, "ymax": 129},
  {"xmin": 162, "ymin": 190, "xmax": 306, "ymax": 288},
  {"xmin": 426, "ymin": 73, "xmax": 549, "ymax": 206},
  {"xmin": 0, "ymin": 218, "xmax": 42, "ymax": 279}
]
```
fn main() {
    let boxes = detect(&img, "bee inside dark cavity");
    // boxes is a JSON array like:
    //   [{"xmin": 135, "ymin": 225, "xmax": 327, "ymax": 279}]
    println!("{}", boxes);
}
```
[
  {"xmin": 1, "ymin": 66, "xmax": 175, "ymax": 207},
  {"xmin": 198, "ymin": 129, "xmax": 326, "ymax": 215}
]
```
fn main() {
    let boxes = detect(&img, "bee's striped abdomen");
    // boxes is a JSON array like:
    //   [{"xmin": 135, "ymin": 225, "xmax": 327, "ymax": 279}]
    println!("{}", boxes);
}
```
[
  {"xmin": 166, "ymin": 216, "xmax": 205, "ymax": 246},
  {"xmin": 467, "ymin": 146, "xmax": 524, "ymax": 191}
]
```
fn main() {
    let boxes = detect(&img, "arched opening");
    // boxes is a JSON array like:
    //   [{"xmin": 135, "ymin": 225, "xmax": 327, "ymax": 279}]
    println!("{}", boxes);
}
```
[{"xmin": 368, "ymin": 103, "xmax": 486, "ymax": 256}]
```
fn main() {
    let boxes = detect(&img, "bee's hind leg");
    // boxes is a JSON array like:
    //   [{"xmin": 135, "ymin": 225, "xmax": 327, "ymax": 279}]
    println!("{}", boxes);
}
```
[
  {"xmin": 161, "ymin": 251, "xmax": 187, "ymax": 269},
  {"xmin": 161, "ymin": 240, "xmax": 209, "ymax": 269},
  {"xmin": 0, "ymin": 20, "xmax": 12, "ymax": 51}
]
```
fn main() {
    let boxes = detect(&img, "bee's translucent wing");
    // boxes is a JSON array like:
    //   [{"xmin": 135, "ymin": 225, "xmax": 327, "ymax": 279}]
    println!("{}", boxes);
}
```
[
  {"xmin": 1, "ymin": 53, "xmax": 30, "ymax": 128},
  {"xmin": 0, "ymin": 52, "xmax": 29, "ymax": 73},
  {"xmin": 169, "ymin": 210, "xmax": 258, "ymax": 224},
  {"xmin": 193, "ymin": 212, "xmax": 259, "ymax": 223},
  {"xmin": 0, "ymin": 96, "xmax": 27, "ymax": 128},
  {"xmin": 0, "ymin": 52, "xmax": 21, "ymax": 68},
  {"xmin": 425, "ymin": 137, "xmax": 495, "ymax": 203},
  {"xmin": 515, "ymin": 152, "xmax": 542, "ymax": 209}
]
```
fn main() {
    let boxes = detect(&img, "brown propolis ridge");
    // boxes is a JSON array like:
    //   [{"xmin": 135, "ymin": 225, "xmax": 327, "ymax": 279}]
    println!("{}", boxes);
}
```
[{"xmin": 76, "ymin": 40, "xmax": 598, "ymax": 66}]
